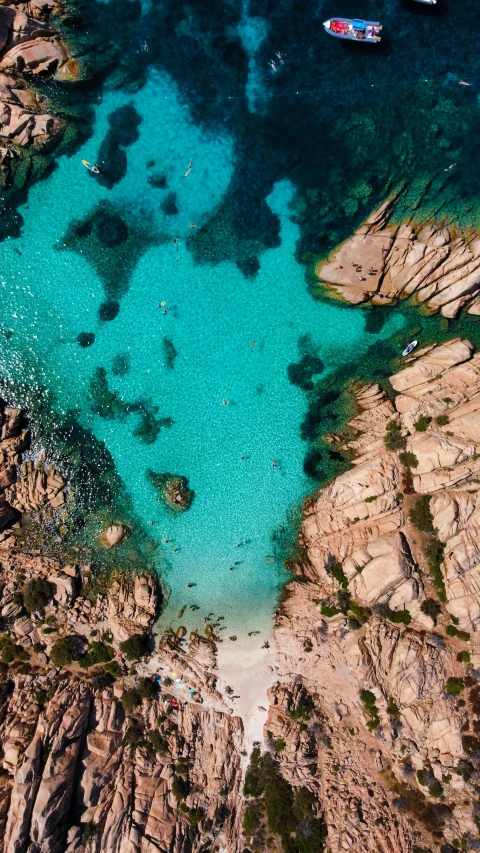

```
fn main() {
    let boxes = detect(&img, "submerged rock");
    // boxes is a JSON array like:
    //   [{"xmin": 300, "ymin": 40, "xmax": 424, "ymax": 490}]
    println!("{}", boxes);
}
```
[
  {"xmin": 99, "ymin": 523, "xmax": 128, "ymax": 549},
  {"xmin": 146, "ymin": 469, "xmax": 195, "ymax": 511}
]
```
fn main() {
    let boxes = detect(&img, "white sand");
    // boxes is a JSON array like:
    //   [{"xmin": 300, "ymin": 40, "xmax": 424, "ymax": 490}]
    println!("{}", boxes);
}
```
[{"xmin": 214, "ymin": 629, "xmax": 276, "ymax": 751}]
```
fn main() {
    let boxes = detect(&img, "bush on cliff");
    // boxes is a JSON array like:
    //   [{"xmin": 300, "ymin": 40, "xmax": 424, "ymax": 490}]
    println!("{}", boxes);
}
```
[
  {"xmin": 421, "ymin": 598, "xmax": 441, "ymax": 625},
  {"xmin": 384, "ymin": 423, "xmax": 406, "ymax": 452},
  {"xmin": 119, "ymin": 634, "xmax": 149, "ymax": 661},
  {"xmin": 79, "ymin": 640, "xmax": 115, "ymax": 669},
  {"xmin": 49, "ymin": 635, "xmax": 79, "ymax": 667},
  {"xmin": 23, "ymin": 578, "xmax": 55, "ymax": 614},
  {"xmin": 410, "ymin": 495, "xmax": 434, "ymax": 533},
  {"xmin": 414, "ymin": 416, "xmax": 432, "ymax": 432},
  {"xmin": 121, "ymin": 689, "xmax": 141, "ymax": 712},
  {"xmin": 399, "ymin": 451, "xmax": 419, "ymax": 469}
]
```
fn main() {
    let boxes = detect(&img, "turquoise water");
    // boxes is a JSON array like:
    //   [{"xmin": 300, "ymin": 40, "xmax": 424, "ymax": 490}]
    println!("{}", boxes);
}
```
[
  {"xmin": 4, "ymin": 0, "xmax": 480, "ymax": 635},
  {"xmin": 0, "ymin": 68, "xmax": 408, "ymax": 633}
]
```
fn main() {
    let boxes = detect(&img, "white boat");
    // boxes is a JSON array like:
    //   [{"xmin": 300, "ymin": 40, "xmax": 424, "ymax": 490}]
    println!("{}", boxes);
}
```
[
  {"xmin": 323, "ymin": 18, "xmax": 382, "ymax": 43},
  {"xmin": 413, "ymin": 0, "xmax": 436, "ymax": 4},
  {"xmin": 402, "ymin": 340, "xmax": 418, "ymax": 357}
]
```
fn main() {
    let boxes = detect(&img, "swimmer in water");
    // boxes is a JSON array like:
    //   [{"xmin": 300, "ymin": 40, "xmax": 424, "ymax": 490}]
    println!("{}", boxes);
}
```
[
  {"xmin": 251, "ymin": 340, "xmax": 255, "ymax": 352},
  {"xmin": 222, "ymin": 399, "xmax": 229, "ymax": 406}
]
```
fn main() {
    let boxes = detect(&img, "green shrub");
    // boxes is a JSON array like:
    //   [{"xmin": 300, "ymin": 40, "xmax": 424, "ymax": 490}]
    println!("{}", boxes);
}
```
[
  {"xmin": 147, "ymin": 730, "xmax": 167, "ymax": 753},
  {"xmin": 385, "ymin": 429, "xmax": 406, "ymax": 451},
  {"xmin": 124, "ymin": 726, "xmax": 144, "ymax": 749},
  {"xmin": 137, "ymin": 678, "xmax": 156, "ymax": 700},
  {"xmin": 425, "ymin": 537, "xmax": 447, "ymax": 602},
  {"xmin": 242, "ymin": 806, "xmax": 260, "ymax": 833},
  {"xmin": 32, "ymin": 642, "xmax": 44, "ymax": 653},
  {"xmin": 410, "ymin": 496, "xmax": 434, "ymax": 532},
  {"xmin": 421, "ymin": 598, "xmax": 441, "ymax": 625},
  {"xmin": 119, "ymin": 634, "xmax": 149, "ymax": 661},
  {"xmin": 414, "ymin": 416, "xmax": 432, "ymax": 432},
  {"xmin": 399, "ymin": 451, "xmax": 419, "ymax": 469},
  {"xmin": 446, "ymin": 625, "xmax": 470, "ymax": 641},
  {"xmin": 387, "ymin": 699, "xmax": 401, "ymax": 720},
  {"xmin": 320, "ymin": 604, "xmax": 340, "ymax": 617},
  {"xmin": 445, "ymin": 677, "xmax": 465, "ymax": 697},
  {"xmin": 79, "ymin": 641, "xmax": 115, "ymax": 669},
  {"xmin": 35, "ymin": 689, "xmax": 47, "ymax": 708},
  {"xmin": 274, "ymin": 738, "xmax": 286, "ymax": 753},
  {"xmin": 91, "ymin": 670, "xmax": 115, "ymax": 692},
  {"xmin": 428, "ymin": 780, "xmax": 443, "ymax": 798},
  {"xmin": 172, "ymin": 776, "xmax": 188, "ymax": 802},
  {"xmin": 386, "ymin": 608, "xmax": 411, "ymax": 626},
  {"xmin": 188, "ymin": 807, "xmax": 205, "ymax": 825},
  {"xmin": 324, "ymin": 556, "xmax": 348, "ymax": 589},
  {"xmin": 121, "ymin": 689, "xmax": 141, "ymax": 712},
  {"xmin": 457, "ymin": 651, "xmax": 470, "ymax": 664},
  {"xmin": 435, "ymin": 414, "xmax": 450, "ymax": 427},
  {"xmin": 23, "ymin": 578, "xmax": 54, "ymax": 613},
  {"xmin": 49, "ymin": 636, "xmax": 79, "ymax": 667},
  {"xmin": 442, "ymin": 397, "xmax": 453, "ymax": 404},
  {"xmin": 348, "ymin": 600, "xmax": 371, "ymax": 625},
  {"xmin": 397, "ymin": 492, "xmax": 404, "ymax": 502},
  {"xmin": 244, "ymin": 746, "xmax": 264, "ymax": 796},
  {"xmin": 365, "ymin": 495, "xmax": 377, "ymax": 503},
  {"xmin": 289, "ymin": 692, "xmax": 314, "ymax": 722},
  {"xmin": 360, "ymin": 689, "xmax": 380, "ymax": 730},
  {"xmin": 103, "ymin": 660, "xmax": 122, "ymax": 678}
]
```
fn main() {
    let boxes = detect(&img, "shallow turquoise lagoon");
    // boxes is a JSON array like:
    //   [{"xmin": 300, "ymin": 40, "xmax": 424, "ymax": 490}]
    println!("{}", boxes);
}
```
[{"xmin": 0, "ymin": 71, "xmax": 406, "ymax": 633}]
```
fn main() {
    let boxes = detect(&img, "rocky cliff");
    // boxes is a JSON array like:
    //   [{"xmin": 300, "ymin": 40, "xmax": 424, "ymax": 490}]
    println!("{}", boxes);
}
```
[
  {"xmin": 4, "ymin": 340, "xmax": 480, "ymax": 853},
  {"xmin": 317, "ymin": 198, "xmax": 480, "ymax": 318},
  {"xmin": 261, "ymin": 338, "xmax": 480, "ymax": 853}
]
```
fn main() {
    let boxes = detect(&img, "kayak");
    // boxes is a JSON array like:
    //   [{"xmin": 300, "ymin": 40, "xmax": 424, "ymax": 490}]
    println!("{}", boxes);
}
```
[
  {"xmin": 323, "ymin": 18, "xmax": 382, "ymax": 43},
  {"xmin": 402, "ymin": 340, "xmax": 418, "ymax": 357},
  {"xmin": 82, "ymin": 159, "xmax": 100, "ymax": 174}
]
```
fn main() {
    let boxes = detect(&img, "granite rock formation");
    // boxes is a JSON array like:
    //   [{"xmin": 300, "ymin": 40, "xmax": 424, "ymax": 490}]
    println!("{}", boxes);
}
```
[
  {"xmin": 317, "ymin": 198, "xmax": 480, "ymax": 317},
  {"xmin": 264, "ymin": 337, "xmax": 480, "ymax": 852}
]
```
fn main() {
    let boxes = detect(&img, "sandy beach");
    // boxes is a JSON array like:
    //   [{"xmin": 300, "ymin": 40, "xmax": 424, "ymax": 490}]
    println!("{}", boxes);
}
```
[{"xmin": 214, "ymin": 629, "xmax": 276, "ymax": 749}]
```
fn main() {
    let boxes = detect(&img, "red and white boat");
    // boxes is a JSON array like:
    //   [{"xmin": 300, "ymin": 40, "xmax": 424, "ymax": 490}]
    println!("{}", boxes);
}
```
[{"xmin": 323, "ymin": 18, "xmax": 382, "ymax": 43}]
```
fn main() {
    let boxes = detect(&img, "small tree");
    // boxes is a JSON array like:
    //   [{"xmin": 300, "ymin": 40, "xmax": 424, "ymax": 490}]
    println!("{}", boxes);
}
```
[
  {"xmin": 49, "ymin": 636, "xmax": 79, "ymax": 667},
  {"xmin": 119, "ymin": 634, "xmax": 149, "ymax": 661},
  {"xmin": 23, "ymin": 578, "xmax": 54, "ymax": 613},
  {"xmin": 421, "ymin": 598, "xmax": 441, "ymax": 625},
  {"xmin": 121, "ymin": 689, "xmax": 141, "ymax": 712}
]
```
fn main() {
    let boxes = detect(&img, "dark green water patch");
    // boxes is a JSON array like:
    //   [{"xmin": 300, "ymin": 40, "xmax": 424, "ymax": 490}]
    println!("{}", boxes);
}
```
[
  {"xmin": 298, "ymin": 301, "xmax": 480, "ymax": 487},
  {"xmin": 160, "ymin": 192, "xmax": 178, "ymax": 217},
  {"xmin": 287, "ymin": 334, "xmax": 324, "ymax": 392},
  {"xmin": 60, "ymin": 199, "xmax": 166, "ymax": 304},
  {"xmin": 96, "ymin": 103, "xmax": 142, "ymax": 189},
  {"xmin": 77, "ymin": 332, "xmax": 95, "ymax": 348},
  {"xmin": 163, "ymin": 337, "xmax": 178, "ymax": 369},
  {"xmin": 88, "ymin": 366, "xmax": 173, "ymax": 444},
  {"xmin": 112, "ymin": 352, "xmax": 130, "ymax": 376},
  {"xmin": 0, "ymin": 372, "xmax": 160, "ymax": 581}
]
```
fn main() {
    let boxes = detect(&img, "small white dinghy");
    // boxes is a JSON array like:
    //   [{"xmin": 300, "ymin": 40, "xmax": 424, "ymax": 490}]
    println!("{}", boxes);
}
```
[
  {"xmin": 413, "ymin": 0, "xmax": 436, "ymax": 4},
  {"xmin": 402, "ymin": 340, "xmax": 418, "ymax": 357}
]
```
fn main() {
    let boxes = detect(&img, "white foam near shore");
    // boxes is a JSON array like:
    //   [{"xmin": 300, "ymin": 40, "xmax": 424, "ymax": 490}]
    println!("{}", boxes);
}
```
[{"xmin": 214, "ymin": 629, "xmax": 276, "ymax": 750}]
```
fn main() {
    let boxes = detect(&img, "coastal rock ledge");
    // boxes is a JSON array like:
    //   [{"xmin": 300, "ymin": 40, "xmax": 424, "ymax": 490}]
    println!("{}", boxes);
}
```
[
  {"xmin": 267, "ymin": 336, "xmax": 480, "ymax": 853},
  {"xmin": 317, "ymin": 198, "xmax": 480, "ymax": 317}
]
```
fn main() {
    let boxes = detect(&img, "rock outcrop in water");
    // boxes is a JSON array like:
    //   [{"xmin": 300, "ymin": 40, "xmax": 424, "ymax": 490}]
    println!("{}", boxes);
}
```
[
  {"xmin": 0, "ymin": 0, "xmax": 78, "ymax": 201},
  {"xmin": 317, "ymin": 198, "xmax": 480, "ymax": 318},
  {"xmin": 263, "ymin": 337, "xmax": 480, "ymax": 852}
]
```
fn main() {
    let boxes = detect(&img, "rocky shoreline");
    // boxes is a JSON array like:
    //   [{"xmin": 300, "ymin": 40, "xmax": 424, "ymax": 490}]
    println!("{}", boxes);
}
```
[
  {"xmin": 317, "ymin": 198, "xmax": 480, "ymax": 318},
  {"xmin": 3, "ymin": 337, "xmax": 480, "ymax": 851}
]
